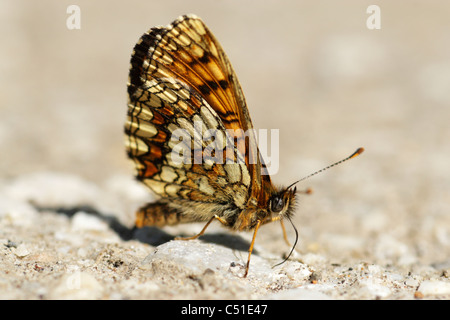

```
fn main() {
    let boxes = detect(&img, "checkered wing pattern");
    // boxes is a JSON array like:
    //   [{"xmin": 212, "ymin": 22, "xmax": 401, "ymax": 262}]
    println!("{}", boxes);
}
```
[{"xmin": 125, "ymin": 15, "xmax": 276, "ymax": 229}]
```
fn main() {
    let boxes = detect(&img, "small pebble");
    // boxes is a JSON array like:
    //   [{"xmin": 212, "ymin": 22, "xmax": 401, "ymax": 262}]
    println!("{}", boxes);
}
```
[
  {"xmin": 13, "ymin": 244, "xmax": 31, "ymax": 257},
  {"xmin": 405, "ymin": 278, "xmax": 419, "ymax": 288}
]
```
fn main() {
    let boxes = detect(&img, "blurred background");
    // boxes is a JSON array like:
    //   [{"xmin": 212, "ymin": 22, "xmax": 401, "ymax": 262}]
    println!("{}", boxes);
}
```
[{"xmin": 1, "ymin": 1, "xmax": 449, "ymax": 266}]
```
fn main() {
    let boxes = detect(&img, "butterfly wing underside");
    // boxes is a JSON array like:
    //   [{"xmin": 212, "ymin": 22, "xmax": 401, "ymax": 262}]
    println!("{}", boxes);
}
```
[{"xmin": 125, "ymin": 14, "xmax": 273, "ymax": 226}]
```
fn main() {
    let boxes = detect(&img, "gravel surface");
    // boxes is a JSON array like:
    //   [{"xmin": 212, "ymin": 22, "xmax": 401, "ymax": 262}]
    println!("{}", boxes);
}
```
[
  {"xmin": 1, "ymin": 1, "xmax": 449, "ymax": 300},
  {"xmin": 1, "ymin": 172, "xmax": 449, "ymax": 299}
]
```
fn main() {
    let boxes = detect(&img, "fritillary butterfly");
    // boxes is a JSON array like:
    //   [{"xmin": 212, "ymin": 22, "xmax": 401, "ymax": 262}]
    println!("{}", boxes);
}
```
[{"xmin": 125, "ymin": 14, "xmax": 363, "ymax": 277}]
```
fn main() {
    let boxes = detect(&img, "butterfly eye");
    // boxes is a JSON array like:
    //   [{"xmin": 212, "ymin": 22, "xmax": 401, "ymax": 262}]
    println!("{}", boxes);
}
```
[{"xmin": 270, "ymin": 196, "xmax": 285, "ymax": 213}]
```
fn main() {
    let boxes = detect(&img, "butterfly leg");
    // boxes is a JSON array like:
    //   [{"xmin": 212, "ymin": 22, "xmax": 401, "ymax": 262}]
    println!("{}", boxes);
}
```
[
  {"xmin": 175, "ymin": 215, "xmax": 228, "ymax": 241},
  {"xmin": 263, "ymin": 215, "xmax": 291, "ymax": 247},
  {"xmin": 244, "ymin": 219, "xmax": 262, "ymax": 278}
]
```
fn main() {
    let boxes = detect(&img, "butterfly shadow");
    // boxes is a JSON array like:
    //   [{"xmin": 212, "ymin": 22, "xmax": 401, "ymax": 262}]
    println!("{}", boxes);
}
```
[
  {"xmin": 134, "ymin": 229, "xmax": 260, "ymax": 261},
  {"xmin": 135, "ymin": 228, "xmax": 257, "ymax": 254},
  {"xmin": 197, "ymin": 233, "xmax": 256, "ymax": 254},
  {"xmin": 36, "ymin": 204, "xmax": 256, "ymax": 253}
]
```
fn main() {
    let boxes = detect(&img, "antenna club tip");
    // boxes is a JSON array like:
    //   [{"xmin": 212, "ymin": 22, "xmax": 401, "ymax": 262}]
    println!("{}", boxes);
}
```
[
  {"xmin": 351, "ymin": 147, "xmax": 365, "ymax": 158},
  {"xmin": 289, "ymin": 147, "xmax": 365, "ymax": 187}
]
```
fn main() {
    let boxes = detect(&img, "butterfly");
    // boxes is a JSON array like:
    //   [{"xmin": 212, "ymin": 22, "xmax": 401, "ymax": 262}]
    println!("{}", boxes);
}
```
[{"xmin": 125, "ymin": 14, "xmax": 364, "ymax": 277}]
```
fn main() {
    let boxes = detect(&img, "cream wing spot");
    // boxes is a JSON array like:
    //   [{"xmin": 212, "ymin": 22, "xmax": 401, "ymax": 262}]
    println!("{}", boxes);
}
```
[
  {"xmin": 179, "ymin": 87, "xmax": 191, "ymax": 100},
  {"xmin": 168, "ymin": 123, "xmax": 181, "ymax": 133},
  {"xmin": 190, "ymin": 43, "xmax": 205, "ymax": 58},
  {"xmin": 161, "ymin": 87, "xmax": 178, "ymax": 103},
  {"xmin": 131, "ymin": 120, "xmax": 158, "ymax": 138},
  {"xmin": 175, "ymin": 99, "xmax": 189, "ymax": 111},
  {"xmin": 177, "ymin": 117, "xmax": 194, "ymax": 133},
  {"xmin": 144, "ymin": 180, "xmax": 167, "ymax": 196},
  {"xmin": 192, "ymin": 114, "xmax": 207, "ymax": 137},
  {"xmin": 176, "ymin": 32, "xmax": 192, "ymax": 47},
  {"xmin": 232, "ymin": 185, "xmax": 247, "ymax": 208},
  {"xmin": 147, "ymin": 94, "xmax": 163, "ymax": 108},
  {"xmin": 200, "ymin": 106, "xmax": 219, "ymax": 130},
  {"xmin": 129, "ymin": 104, "xmax": 154, "ymax": 120},
  {"xmin": 125, "ymin": 136, "xmax": 149, "ymax": 156},
  {"xmin": 240, "ymin": 164, "xmax": 251, "ymax": 187},
  {"xmin": 165, "ymin": 152, "xmax": 185, "ymax": 169},
  {"xmin": 189, "ymin": 18, "xmax": 207, "ymax": 36},
  {"xmin": 224, "ymin": 163, "xmax": 241, "ymax": 183},
  {"xmin": 197, "ymin": 176, "xmax": 215, "ymax": 195},
  {"xmin": 160, "ymin": 165, "xmax": 178, "ymax": 183},
  {"xmin": 183, "ymin": 24, "xmax": 203, "ymax": 43},
  {"xmin": 165, "ymin": 184, "xmax": 181, "ymax": 197}
]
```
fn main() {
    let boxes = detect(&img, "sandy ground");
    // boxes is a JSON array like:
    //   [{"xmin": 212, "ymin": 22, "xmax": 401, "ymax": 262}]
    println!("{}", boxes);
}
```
[{"xmin": 1, "ymin": 1, "xmax": 450, "ymax": 299}]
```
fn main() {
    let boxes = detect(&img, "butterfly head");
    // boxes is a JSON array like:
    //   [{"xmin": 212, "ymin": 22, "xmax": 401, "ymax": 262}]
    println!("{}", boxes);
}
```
[{"xmin": 269, "ymin": 186, "xmax": 297, "ymax": 220}]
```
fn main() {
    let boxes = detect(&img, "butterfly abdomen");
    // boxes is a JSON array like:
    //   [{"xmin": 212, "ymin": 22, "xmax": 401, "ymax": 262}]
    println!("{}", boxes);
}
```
[{"xmin": 135, "ymin": 201, "xmax": 183, "ymax": 227}]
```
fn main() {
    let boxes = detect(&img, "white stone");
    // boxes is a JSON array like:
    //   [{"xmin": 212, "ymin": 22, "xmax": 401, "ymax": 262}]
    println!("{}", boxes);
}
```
[
  {"xmin": 277, "ymin": 261, "xmax": 312, "ymax": 281},
  {"xmin": 142, "ymin": 240, "xmax": 254, "ymax": 275},
  {"xmin": 418, "ymin": 280, "xmax": 450, "ymax": 295},
  {"xmin": 405, "ymin": 278, "xmax": 420, "ymax": 288},
  {"xmin": 13, "ymin": 243, "xmax": 31, "ymax": 257},
  {"xmin": 359, "ymin": 277, "xmax": 391, "ymax": 298}
]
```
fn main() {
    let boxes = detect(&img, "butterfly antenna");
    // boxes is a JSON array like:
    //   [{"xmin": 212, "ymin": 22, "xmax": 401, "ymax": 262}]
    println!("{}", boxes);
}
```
[{"xmin": 286, "ymin": 147, "xmax": 364, "ymax": 190}]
